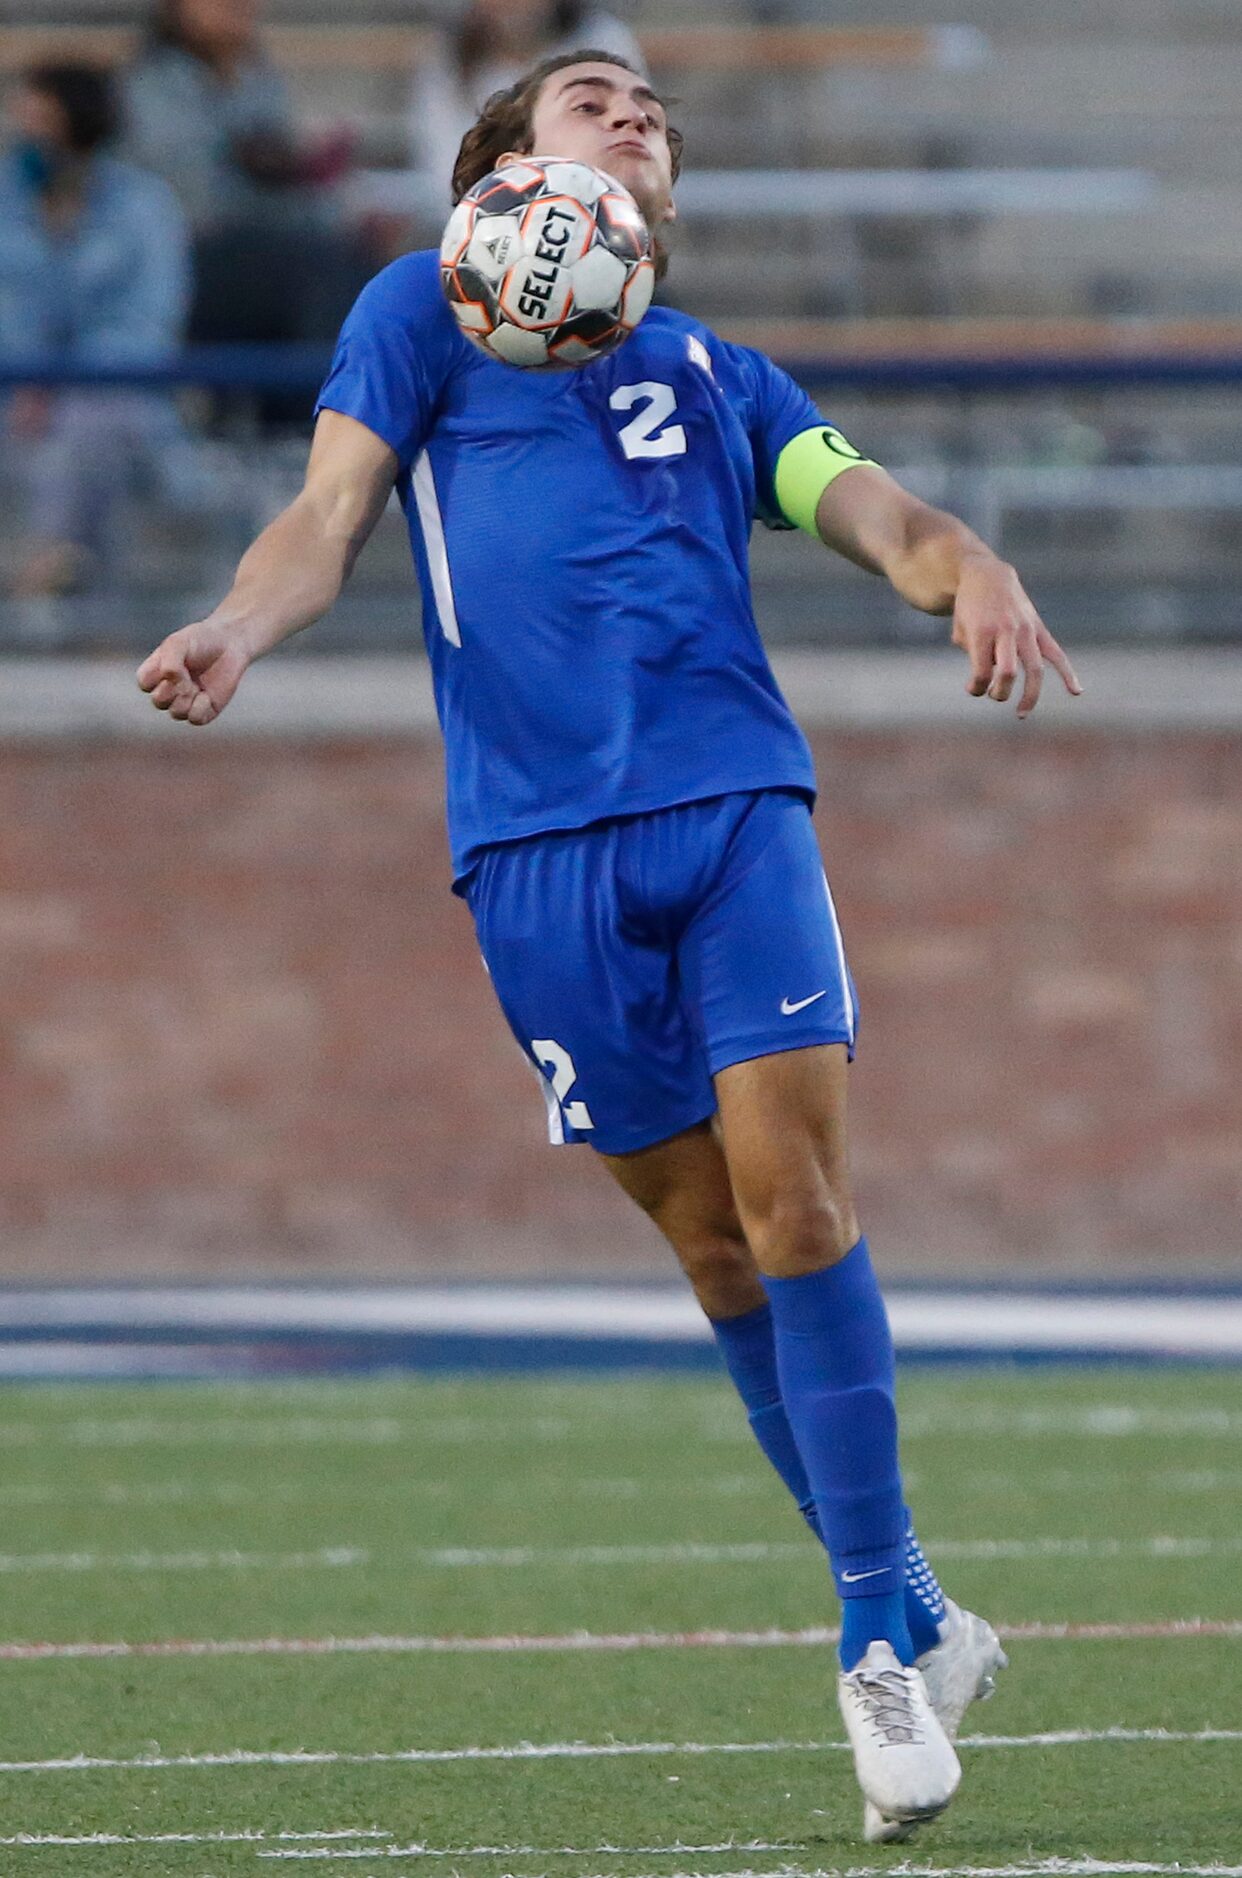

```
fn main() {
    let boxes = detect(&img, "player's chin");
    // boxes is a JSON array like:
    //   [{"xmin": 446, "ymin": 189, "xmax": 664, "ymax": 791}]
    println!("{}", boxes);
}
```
[
  {"xmin": 603, "ymin": 147, "xmax": 656, "ymax": 190},
  {"xmin": 613, "ymin": 162, "xmax": 670, "ymax": 227}
]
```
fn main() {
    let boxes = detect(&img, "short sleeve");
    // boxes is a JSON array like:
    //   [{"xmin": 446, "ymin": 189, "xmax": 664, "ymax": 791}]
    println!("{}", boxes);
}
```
[
  {"xmin": 733, "ymin": 346, "xmax": 827, "ymax": 528},
  {"xmin": 315, "ymin": 252, "xmax": 457, "ymax": 472}
]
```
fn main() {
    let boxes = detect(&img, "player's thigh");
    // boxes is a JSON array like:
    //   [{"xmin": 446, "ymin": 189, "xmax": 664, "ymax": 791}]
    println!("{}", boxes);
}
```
[
  {"xmin": 601, "ymin": 1119, "xmax": 766, "ymax": 1318},
  {"xmin": 676, "ymin": 791, "xmax": 862, "ymax": 1273},
  {"xmin": 714, "ymin": 1042, "xmax": 860, "ymax": 1277},
  {"xmin": 465, "ymin": 830, "xmax": 715, "ymax": 1156}
]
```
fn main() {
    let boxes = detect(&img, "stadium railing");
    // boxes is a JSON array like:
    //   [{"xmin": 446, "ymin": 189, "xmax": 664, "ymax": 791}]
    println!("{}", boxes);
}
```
[{"xmin": 4, "ymin": 338, "xmax": 1241, "ymax": 395}]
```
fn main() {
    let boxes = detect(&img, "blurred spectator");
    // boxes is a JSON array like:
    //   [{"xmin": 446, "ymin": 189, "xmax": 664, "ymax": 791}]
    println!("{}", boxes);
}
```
[
  {"xmin": 409, "ymin": 2, "xmax": 646, "ymax": 206},
  {"xmin": 121, "ymin": 0, "xmax": 348, "ymax": 235},
  {"xmin": 122, "ymin": 0, "xmax": 367, "ymax": 360},
  {"xmin": 0, "ymin": 61, "xmax": 193, "ymax": 598}
]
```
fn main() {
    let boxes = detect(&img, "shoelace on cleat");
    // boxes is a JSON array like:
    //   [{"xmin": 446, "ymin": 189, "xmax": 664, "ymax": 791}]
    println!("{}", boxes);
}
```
[{"xmin": 849, "ymin": 1665, "xmax": 926, "ymax": 1747}]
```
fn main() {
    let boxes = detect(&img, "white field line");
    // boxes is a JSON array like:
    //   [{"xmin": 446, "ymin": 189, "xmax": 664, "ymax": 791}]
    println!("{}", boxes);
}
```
[
  {"xmin": 12, "ymin": 1465, "xmax": 1242, "ymax": 1512},
  {"xmin": 3, "ymin": 1843, "xmax": 1239, "ymax": 1876},
  {"xmin": 963, "ymin": 1468, "xmax": 1242, "ymax": 1496},
  {"xmin": 0, "ymin": 1546, "xmax": 373, "ymax": 1575},
  {"xmin": 1, "ymin": 1379, "xmax": 656, "ymax": 1406},
  {"xmin": 262, "ymin": 1865, "xmax": 1242, "ymax": 1878},
  {"xmin": 0, "ymin": 1418, "xmax": 411, "ymax": 1449},
  {"xmin": 898, "ymin": 1407, "xmax": 1242, "ymax": 1438},
  {"xmin": 3, "ymin": 1619, "xmax": 1241, "ymax": 1663},
  {"xmin": 2, "ymin": 1728, "xmax": 1241, "ymax": 1775},
  {"xmin": 0, "ymin": 1535, "xmax": 1239, "ymax": 1576},
  {"xmin": 0, "ymin": 1842, "xmax": 829, "ymax": 1870},
  {"xmin": 4, "ymin": 1404, "xmax": 1242, "ymax": 1447},
  {"xmin": 0, "ymin": 1418, "xmax": 417, "ymax": 1449},
  {"xmin": 408, "ymin": 1536, "xmax": 1242, "ymax": 1568},
  {"xmin": 258, "ymin": 1843, "xmax": 801, "ymax": 1866},
  {"xmin": 0, "ymin": 1475, "xmax": 770, "ymax": 1509},
  {"xmin": 0, "ymin": 1411, "xmax": 697, "ymax": 1450},
  {"xmin": 0, "ymin": 1831, "xmax": 389, "ymax": 1848},
  {"xmin": 257, "ymin": 1861, "xmax": 1242, "ymax": 1876}
]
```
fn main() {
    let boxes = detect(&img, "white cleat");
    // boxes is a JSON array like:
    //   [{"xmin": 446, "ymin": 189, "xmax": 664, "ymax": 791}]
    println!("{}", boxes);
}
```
[
  {"xmin": 838, "ymin": 1639, "xmax": 960, "ymax": 1829},
  {"xmin": 862, "ymin": 1599, "xmax": 1008, "ymax": 1844}
]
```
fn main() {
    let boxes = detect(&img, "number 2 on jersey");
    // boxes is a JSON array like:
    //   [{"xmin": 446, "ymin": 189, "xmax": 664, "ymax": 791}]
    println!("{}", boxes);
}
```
[{"xmin": 610, "ymin": 382, "xmax": 688, "ymax": 460}]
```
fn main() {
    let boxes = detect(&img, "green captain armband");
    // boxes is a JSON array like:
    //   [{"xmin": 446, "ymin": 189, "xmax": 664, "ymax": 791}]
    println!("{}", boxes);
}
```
[{"xmin": 774, "ymin": 426, "xmax": 880, "ymax": 537}]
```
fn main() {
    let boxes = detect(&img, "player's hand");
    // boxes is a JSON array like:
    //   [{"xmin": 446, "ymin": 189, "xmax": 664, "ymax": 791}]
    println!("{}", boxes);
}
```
[
  {"xmin": 136, "ymin": 621, "xmax": 251, "ymax": 726},
  {"xmin": 951, "ymin": 557, "xmax": 1082, "ymax": 719}
]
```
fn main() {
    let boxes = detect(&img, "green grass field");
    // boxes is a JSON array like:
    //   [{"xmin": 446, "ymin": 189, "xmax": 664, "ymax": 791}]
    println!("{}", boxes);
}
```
[{"xmin": 0, "ymin": 1365, "xmax": 1240, "ymax": 1876}]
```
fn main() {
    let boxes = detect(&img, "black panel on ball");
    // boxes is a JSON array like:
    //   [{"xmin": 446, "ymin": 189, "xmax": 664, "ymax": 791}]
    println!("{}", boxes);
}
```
[
  {"xmin": 555, "ymin": 309, "xmax": 621, "ymax": 346},
  {"xmin": 471, "ymin": 172, "xmax": 547, "ymax": 215},
  {"xmin": 593, "ymin": 198, "xmax": 648, "ymax": 263},
  {"xmin": 450, "ymin": 265, "xmax": 500, "ymax": 318}
]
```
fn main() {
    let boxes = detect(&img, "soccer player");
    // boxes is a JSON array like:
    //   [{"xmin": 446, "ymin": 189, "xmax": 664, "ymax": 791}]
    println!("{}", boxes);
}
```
[{"xmin": 138, "ymin": 51, "xmax": 1081, "ymax": 1840}]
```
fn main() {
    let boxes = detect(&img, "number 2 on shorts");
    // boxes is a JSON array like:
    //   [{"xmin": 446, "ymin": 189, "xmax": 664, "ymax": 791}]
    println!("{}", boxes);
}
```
[{"xmin": 531, "ymin": 1038, "xmax": 595, "ymax": 1131}]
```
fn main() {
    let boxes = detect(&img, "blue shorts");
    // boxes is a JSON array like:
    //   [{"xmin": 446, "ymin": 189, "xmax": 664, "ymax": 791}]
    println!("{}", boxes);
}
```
[{"xmin": 464, "ymin": 789, "xmax": 859, "ymax": 1155}]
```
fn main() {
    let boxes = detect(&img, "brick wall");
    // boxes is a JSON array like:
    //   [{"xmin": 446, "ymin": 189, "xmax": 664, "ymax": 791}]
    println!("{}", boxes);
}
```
[{"xmin": 1, "ymin": 729, "xmax": 1238, "ymax": 1278}]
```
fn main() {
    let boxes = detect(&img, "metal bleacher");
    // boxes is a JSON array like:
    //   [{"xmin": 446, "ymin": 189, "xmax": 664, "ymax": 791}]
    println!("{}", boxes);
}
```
[
  {"xmin": 8, "ymin": 2, "xmax": 1242, "ymax": 318},
  {"xmin": 2, "ymin": 3, "xmax": 1241, "ymax": 648}
]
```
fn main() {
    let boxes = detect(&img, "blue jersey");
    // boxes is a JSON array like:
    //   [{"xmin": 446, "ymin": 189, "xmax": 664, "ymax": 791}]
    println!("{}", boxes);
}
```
[{"xmin": 316, "ymin": 249, "xmax": 825, "ymax": 881}]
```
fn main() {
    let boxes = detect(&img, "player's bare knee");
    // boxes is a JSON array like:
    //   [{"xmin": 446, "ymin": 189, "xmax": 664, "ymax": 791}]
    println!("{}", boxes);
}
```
[
  {"xmin": 744, "ymin": 1186, "xmax": 860, "ymax": 1280},
  {"xmin": 674, "ymin": 1229, "xmax": 766, "ymax": 1319}
]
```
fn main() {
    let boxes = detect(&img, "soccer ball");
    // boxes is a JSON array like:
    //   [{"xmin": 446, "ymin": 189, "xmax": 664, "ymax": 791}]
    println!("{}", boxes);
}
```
[{"xmin": 440, "ymin": 157, "xmax": 655, "ymax": 370}]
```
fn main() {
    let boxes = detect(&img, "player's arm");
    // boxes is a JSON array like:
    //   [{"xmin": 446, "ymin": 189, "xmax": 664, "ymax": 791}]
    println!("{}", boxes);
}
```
[
  {"xmin": 137, "ymin": 411, "xmax": 397, "ymax": 725},
  {"xmin": 814, "ymin": 463, "xmax": 1080, "ymax": 718},
  {"xmin": 771, "ymin": 424, "xmax": 1081, "ymax": 719}
]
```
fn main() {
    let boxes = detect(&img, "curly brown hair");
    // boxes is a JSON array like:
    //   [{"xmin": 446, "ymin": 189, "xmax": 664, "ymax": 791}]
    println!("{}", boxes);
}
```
[{"xmin": 451, "ymin": 50, "xmax": 684, "ymax": 205}]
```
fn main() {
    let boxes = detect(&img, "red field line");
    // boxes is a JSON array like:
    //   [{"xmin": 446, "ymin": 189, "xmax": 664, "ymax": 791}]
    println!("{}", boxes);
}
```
[{"xmin": 0, "ymin": 1619, "xmax": 1239, "ymax": 1662}]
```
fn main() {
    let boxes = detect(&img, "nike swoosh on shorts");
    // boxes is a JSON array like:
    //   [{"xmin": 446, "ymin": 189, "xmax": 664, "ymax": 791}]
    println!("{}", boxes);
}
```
[{"xmin": 780, "ymin": 990, "xmax": 829, "ymax": 1016}]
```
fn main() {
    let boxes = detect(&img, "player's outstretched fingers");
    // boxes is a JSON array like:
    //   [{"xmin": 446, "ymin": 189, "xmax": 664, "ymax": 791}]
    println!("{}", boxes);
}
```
[
  {"xmin": 1015, "ymin": 625, "xmax": 1044, "ymax": 719},
  {"xmin": 986, "ymin": 627, "xmax": 1018, "ymax": 703},
  {"xmin": 965, "ymin": 630, "xmax": 994, "ymax": 698},
  {"xmin": 1041, "ymin": 629, "xmax": 1083, "ymax": 699}
]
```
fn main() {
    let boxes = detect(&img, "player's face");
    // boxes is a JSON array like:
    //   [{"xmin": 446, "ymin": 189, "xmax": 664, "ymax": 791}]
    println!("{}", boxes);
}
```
[{"xmin": 520, "ymin": 62, "xmax": 676, "ymax": 227}]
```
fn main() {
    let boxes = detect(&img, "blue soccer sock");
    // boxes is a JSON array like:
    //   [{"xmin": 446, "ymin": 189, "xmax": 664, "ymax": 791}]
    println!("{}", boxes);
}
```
[
  {"xmin": 904, "ymin": 1508, "xmax": 948, "ymax": 1656},
  {"xmin": 763, "ymin": 1238, "xmax": 913, "ymax": 1670},
  {"xmin": 711, "ymin": 1289, "xmax": 945, "ymax": 1667},
  {"xmin": 709, "ymin": 1302, "xmax": 823, "ymax": 1540}
]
